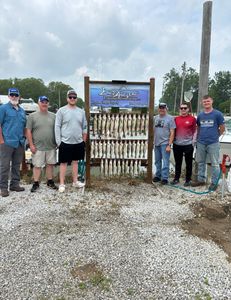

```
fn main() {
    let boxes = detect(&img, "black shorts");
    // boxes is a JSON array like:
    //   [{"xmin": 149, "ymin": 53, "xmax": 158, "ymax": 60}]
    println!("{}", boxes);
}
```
[{"xmin": 58, "ymin": 141, "xmax": 85, "ymax": 163}]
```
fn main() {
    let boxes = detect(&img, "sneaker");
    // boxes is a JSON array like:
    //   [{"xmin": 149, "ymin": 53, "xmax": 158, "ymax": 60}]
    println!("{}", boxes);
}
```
[
  {"xmin": 152, "ymin": 177, "xmax": 161, "ymax": 183},
  {"xmin": 59, "ymin": 184, "xmax": 66, "ymax": 193},
  {"xmin": 9, "ymin": 186, "xmax": 25, "ymax": 192},
  {"xmin": 191, "ymin": 181, "xmax": 206, "ymax": 187},
  {"xmin": 47, "ymin": 180, "xmax": 58, "ymax": 190},
  {"xmin": 208, "ymin": 183, "xmax": 217, "ymax": 191},
  {"xmin": 31, "ymin": 182, "xmax": 39, "ymax": 192},
  {"xmin": 161, "ymin": 179, "xmax": 168, "ymax": 185},
  {"xmin": 1, "ymin": 189, "xmax": 9, "ymax": 197},
  {"xmin": 72, "ymin": 181, "xmax": 85, "ymax": 188},
  {"xmin": 184, "ymin": 181, "xmax": 191, "ymax": 187},
  {"xmin": 170, "ymin": 179, "xmax": 179, "ymax": 185}
]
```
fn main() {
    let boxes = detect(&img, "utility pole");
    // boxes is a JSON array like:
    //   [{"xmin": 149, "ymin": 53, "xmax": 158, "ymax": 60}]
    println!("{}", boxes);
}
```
[
  {"xmin": 174, "ymin": 87, "xmax": 178, "ymax": 114},
  {"xmin": 180, "ymin": 62, "xmax": 186, "ymax": 105},
  {"xmin": 197, "ymin": 1, "xmax": 213, "ymax": 113}
]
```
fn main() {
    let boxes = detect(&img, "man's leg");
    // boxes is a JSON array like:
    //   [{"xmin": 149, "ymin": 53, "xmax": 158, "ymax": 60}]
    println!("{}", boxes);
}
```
[
  {"xmin": 161, "ymin": 144, "xmax": 170, "ymax": 181},
  {"xmin": 72, "ymin": 160, "xmax": 78, "ymax": 183},
  {"xmin": 33, "ymin": 167, "xmax": 42, "ymax": 182},
  {"xmin": 59, "ymin": 163, "xmax": 67, "ymax": 185},
  {"xmin": 184, "ymin": 144, "xmax": 194, "ymax": 182},
  {"xmin": 154, "ymin": 146, "xmax": 162, "ymax": 179},
  {"xmin": 196, "ymin": 142, "xmax": 207, "ymax": 183},
  {"xmin": 207, "ymin": 142, "xmax": 220, "ymax": 185},
  {"xmin": 10, "ymin": 145, "xmax": 24, "ymax": 188},
  {"xmin": 173, "ymin": 144, "xmax": 183, "ymax": 180},
  {"xmin": 0, "ymin": 144, "xmax": 13, "ymax": 191}
]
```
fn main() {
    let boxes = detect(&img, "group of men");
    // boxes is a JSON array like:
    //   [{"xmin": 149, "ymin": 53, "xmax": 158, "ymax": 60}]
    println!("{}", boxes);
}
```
[
  {"xmin": 0, "ymin": 88, "xmax": 225, "ymax": 198},
  {"xmin": 153, "ymin": 95, "xmax": 225, "ymax": 191},
  {"xmin": 0, "ymin": 88, "xmax": 87, "ymax": 197}
]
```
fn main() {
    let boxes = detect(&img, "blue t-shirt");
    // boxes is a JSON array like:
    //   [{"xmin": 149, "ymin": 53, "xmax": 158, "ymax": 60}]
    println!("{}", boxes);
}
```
[
  {"xmin": 0, "ymin": 102, "xmax": 26, "ymax": 148},
  {"xmin": 197, "ymin": 109, "xmax": 224, "ymax": 145}
]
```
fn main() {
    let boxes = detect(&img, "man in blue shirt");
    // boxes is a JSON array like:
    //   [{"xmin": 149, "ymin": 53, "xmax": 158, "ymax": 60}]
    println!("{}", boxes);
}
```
[
  {"xmin": 0, "ymin": 88, "xmax": 26, "ymax": 197},
  {"xmin": 192, "ymin": 95, "xmax": 225, "ymax": 191}
]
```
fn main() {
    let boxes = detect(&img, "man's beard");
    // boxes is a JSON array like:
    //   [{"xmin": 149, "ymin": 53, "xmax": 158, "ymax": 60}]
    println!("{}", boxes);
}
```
[{"xmin": 10, "ymin": 99, "xmax": 19, "ymax": 106}]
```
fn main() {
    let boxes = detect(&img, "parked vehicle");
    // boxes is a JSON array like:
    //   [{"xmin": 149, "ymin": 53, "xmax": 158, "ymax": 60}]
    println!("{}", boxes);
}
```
[
  {"xmin": 19, "ymin": 98, "xmax": 38, "ymax": 114},
  {"xmin": 219, "ymin": 117, "xmax": 231, "ymax": 158}
]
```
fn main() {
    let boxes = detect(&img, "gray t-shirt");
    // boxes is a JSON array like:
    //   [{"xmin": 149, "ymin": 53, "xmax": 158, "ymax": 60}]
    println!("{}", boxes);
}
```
[
  {"xmin": 55, "ymin": 105, "xmax": 87, "ymax": 146},
  {"xmin": 26, "ymin": 111, "xmax": 56, "ymax": 151},
  {"xmin": 154, "ymin": 114, "xmax": 176, "ymax": 146}
]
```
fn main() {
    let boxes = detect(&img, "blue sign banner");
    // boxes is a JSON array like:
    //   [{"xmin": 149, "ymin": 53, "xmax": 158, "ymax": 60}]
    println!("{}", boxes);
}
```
[{"xmin": 90, "ymin": 83, "xmax": 150, "ymax": 108}]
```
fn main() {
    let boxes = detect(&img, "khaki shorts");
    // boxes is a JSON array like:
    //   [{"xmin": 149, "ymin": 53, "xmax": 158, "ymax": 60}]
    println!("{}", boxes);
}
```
[{"xmin": 32, "ymin": 149, "xmax": 57, "ymax": 167}]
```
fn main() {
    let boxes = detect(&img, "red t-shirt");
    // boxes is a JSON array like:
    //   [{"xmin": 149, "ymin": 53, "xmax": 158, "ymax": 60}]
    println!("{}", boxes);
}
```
[{"xmin": 174, "ymin": 115, "xmax": 196, "ymax": 145}]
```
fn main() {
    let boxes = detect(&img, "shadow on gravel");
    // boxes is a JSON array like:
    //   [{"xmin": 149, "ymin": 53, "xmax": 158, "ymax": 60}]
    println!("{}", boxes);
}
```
[{"xmin": 182, "ymin": 200, "xmax": 231, "ymax": 262}]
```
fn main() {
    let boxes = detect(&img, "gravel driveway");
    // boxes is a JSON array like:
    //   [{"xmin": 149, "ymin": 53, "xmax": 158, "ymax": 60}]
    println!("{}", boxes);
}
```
[{"xmin": 1, "ymin": 179, "xmax": 231, "ymax": 300}]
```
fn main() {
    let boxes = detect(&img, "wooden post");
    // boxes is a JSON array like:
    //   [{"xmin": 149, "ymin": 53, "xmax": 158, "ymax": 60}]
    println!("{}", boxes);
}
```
[
  {"xmin": 147, "ymin": 78, "xmax": 155, "ymax": 183},
  {"xmin": 84, "ymin": 76, "xmax": 91, "ymax": 187},
  {"xmin": 197, "ymin": 1, "xmax": 213, "ymax": 113}
]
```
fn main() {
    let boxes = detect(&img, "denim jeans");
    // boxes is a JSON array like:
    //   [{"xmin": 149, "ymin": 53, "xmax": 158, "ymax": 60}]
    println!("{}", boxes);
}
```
[
  {"xmin": 154, "ymin": 144, "xmax": 170, "ymax": 180},
  {"xmin": 196, "ymin": 142, "xmax": 220, "ymax": 184},
  {"xmin": 0, "ymin": 144, "xmax": 24, "ymax": 190}
]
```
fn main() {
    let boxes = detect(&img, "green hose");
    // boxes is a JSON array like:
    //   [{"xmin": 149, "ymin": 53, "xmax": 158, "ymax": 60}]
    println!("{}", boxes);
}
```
[{"xmin": 168, "ymin": 169, "xmax": 222, "ymax": 195}]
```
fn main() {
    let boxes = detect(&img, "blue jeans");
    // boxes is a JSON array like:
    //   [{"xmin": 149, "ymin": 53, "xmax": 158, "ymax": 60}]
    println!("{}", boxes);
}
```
[
  {"xmin": 196, "ymin": 142, "xmax": 220, "ymax": 184},
  {"xmin": 154, "ymin": 144, "xmax": 170, "ymax": 180}
]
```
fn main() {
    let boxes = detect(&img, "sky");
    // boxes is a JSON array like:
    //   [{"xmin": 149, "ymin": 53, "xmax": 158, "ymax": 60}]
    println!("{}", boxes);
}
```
[{"xmin": 0, "ymin": 0, "xmax": 230, "ymax": 102}]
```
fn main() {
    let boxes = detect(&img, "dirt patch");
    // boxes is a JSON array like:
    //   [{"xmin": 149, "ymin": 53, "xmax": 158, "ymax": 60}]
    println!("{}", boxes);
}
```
[{"xmin": 182, "ymin": 200, "xmax": 231, "ymax": 262}]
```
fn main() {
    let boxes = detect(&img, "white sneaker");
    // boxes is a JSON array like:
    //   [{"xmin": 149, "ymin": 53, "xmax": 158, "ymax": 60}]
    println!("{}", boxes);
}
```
[
  {"xmin": 59, "ymin": 184, "xmax": 66, "ymax": 193},
  {"xmin": 72, "ymin": 181, "xmax": 85, "ymax": 188}
]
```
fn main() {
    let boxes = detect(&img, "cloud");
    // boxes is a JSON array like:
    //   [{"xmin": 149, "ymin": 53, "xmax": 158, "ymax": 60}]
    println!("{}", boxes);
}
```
[{"xmin": 0, "ymin": 0, "xmax": 230, "ymax": 101}]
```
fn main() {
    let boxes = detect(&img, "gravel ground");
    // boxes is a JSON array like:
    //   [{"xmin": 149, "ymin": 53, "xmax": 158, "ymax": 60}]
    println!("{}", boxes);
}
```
[{"xmin": 1, "ymin": 179, "xmax": 231, "ymax": 300}]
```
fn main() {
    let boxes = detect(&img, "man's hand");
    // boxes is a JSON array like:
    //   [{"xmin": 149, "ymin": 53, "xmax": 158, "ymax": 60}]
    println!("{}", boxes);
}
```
[
  {"xmin": 166, "ymin": 145, "xmax": 171, "ymax": 152},
  {"xmin": 30, "ymin": 144, "xmax": 36, "ymax": 154},
  {"xmin": 0, "ymin": 139, "xmax": 4, "ymax": 144}
]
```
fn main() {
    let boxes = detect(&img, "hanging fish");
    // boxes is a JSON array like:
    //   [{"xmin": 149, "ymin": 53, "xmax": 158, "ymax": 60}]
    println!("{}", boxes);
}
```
[
  {"xmin": 114, "ymin": 140, "xmax": 119, "ymax": 158},
  {"xmin": 98, "ymin": 141, "xmax": 103, "ymax": 158},
  {"xmin": 114, "ymin": 114, "xmax": 119, "ymax": 139},
  {"xmin": 122, "ymin": 160, "xmax": 125, "ymax": 175},
  {"xmin": 141, "ymin": 114, "xmax": 145, "ymax": 135},
  {"xmin": 144, "ymin": 141, "xmax": 148, "ymax": 159},
  {"xmin": 138, "ymin": 160, "xmax": 141, "ymax": 175},
  {"xmin": 137, "ymin": 114, "xmax": 141, "ymax": 135},
  {"xmin": 127, "ymin": 114, "xmax": 132, "ymax": 136},
  {"xmin": 145, "ymin": 114, "xmax": 149, "ymax": 136},
  {"xmin": 94, "ymin": 141, "xmax": 99, "ymax": 158},
  {"xmin": 131, "ymin": 114, "xmax": 136, "ymax": 136},
  {"xmin": 109, "ymin": 160, "xmax": 113, "ymax": 177},
  {"xmin": 128, "ymin": 141, "xmax": 132, "ymax": 158},
  {"xmin": 105, "ymin": 114, "xmax": 111, "ymax": 138},
  {"xmin": 125, "ymin": 160, "xmax": 129, "ymax": 175},
  {"xmin": 102, "ymin": 141, "xmax": 106, "ymax": 158},
  {"xmin": 130, "ymin": 161, "xmax": 134, "ymax": 177},
  {"xmin": 140, "ymin": 141, "xmax": 144, "ymax": 159},
  {"xmin": 111, "ymin": 141, "xmax": 115, "ymax": 159},
  {"xmin": 119, "ymin": 141, "xmax": 123, "ymax": 159},
  {"xmin": 100, "ymin": 159, "xmax": 104, "ymax": 176},
  {"xmin": 123, "ymin": 114, "xmax": 128, "ymax": 138},
  {"xmin": 118, "ymin": 114, "xmax": 124, "ymax": 138},
  {"xmin": 98, "ymin": 114, "xmax": 102, "ymax": 135},
  {"xmin": 105, "ymin": 159, "xmax": 108, "ymax": 176},
  {"xmin": 91, "ymin": 141, "xmax": 95, "ymax": 158},
  {"xmin": 117, "ymin": 160, "xmax": 121, "ymax": 176},
  {"xmin": 136, "ymin": 141, "xmax": 141, "ymax": 158},
  {"xmin": 123, "ymin": 142, "xmax": 128, "ymax": 159},
  {"xmin": 113, "ymin": 160, "xmax": 117, "ymax": 176},
  {"xmin": 101, "ymin": 114, "xmax": 106, "ymax": 136},
  {"xmin": 93, "ymin": 114, "xmax": 97, "ymax": 136},
  {"xmin": 134, "ymin": 160, "xmax": 138, "ymax": 177},
  {"xmin": 106, "ymin": 141, "xmax": 111, "ymax": 158},
  {"xmin": 110, "ymin": 114, "xmax": 115, "ymax": 137}
]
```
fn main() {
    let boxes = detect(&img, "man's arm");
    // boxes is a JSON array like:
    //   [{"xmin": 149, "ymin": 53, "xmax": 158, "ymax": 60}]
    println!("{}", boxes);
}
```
[
  {"xmin": 219, "ymin": 124, "xmax": 225, "ymax": 136},
  {"xmin": 0, "ymin": 126, "xmax": 4, "ymax": 144},
  {"xmin": 166, "ymin": 128, "xmax": 175, "ymax": 152},
  {"xmin": 26, "ymin": 128, "xmax": 36, "ymax": 153},
  {"xmin": 55, "ymin": 110, "xmax": 62, "ymax": 146}
]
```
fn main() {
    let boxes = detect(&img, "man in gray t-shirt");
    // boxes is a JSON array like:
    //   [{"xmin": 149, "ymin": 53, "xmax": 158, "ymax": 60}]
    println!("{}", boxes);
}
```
[
  {"xmin": 55, "ymin": 89, "xmax": 88, "ymax": 193},
  {"xmin": 153, "ymin": 103, "xmax": 175, "ymax": 184},
  {"xmin": 26, "ymin": 96, "xmax": 58, "ymax": 192}
]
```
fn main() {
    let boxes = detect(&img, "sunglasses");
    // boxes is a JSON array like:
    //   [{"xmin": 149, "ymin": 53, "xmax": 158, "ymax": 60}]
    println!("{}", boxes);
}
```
[
  {"xmin": 9, "ymin": 93, "xmax": 19, "ymax": 97},
  {"xmin": 159, "ymin": 106, "xmax": 166, "ymax": 109},
  {"xmin": 180, "ymin": 107, "xmax": 188, "ymax": 110},
  {"xmin": 68, "ymin": 96, "xmax": 77, "ymax": 99}
]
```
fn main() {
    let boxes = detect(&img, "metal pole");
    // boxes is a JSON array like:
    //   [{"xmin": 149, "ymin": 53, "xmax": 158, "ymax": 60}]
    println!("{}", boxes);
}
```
[
  {"xmin": 180, "ymin": 62, "xmax": 186, "ymax": 105},
  {"xmin": 174, "ymin": 87, "xmax": 178, "ymax": 113},
  {"xmin": 197, "ymin": 1, "xmax": 213, "ymax": 113}
]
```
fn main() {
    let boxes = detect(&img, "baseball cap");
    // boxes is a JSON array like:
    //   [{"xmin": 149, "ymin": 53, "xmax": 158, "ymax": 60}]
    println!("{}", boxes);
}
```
[
  {"xmin": 38, "ymin": 96, "xmax": 49, "ymax": 102},
  {"xmin": 67, "ymin": 89, "xmax": 77, "ymax": 97},
  {"xmin": 8, "ymin": 87, "xmax": 20, "ymax": 96},
  {"xmin": 159, "ymin": 102, "xmax": 168, "ymax": 109}
]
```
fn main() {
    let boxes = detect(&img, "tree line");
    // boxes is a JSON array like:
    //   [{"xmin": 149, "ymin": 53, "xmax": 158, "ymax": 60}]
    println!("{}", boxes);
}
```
[
  {"xmin": 0, "ymin": 78, "xmax": 84, "ymax": 110},
  {"xmin": 161, "ymin": 65, "xmax": 231, "ymax": 114}
]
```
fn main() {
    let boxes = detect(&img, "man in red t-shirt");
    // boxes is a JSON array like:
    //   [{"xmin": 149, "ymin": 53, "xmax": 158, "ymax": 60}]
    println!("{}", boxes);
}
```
[{"xmin": 171, "ymin": 103, "xmax": 196, "ymax": 186}]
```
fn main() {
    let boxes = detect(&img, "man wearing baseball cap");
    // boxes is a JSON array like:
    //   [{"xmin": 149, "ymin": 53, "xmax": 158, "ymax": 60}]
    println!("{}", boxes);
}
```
[
  {"xmin": 26, "ymin": 96, "xmax": 57, "ymax": 192},
  {"xmin": 55, "ymin": 89, "xmax": 87, "ymax": 193},
  {"xmin": 0, "ymin": 88, "xmax": 26, "ymax": 197}
]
